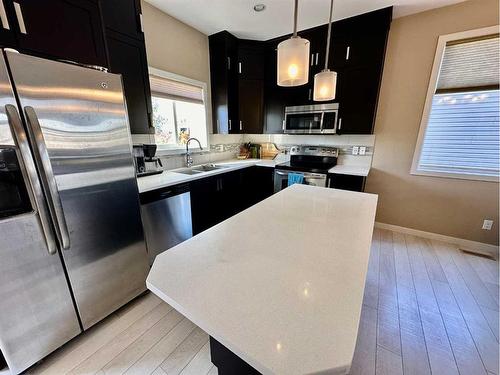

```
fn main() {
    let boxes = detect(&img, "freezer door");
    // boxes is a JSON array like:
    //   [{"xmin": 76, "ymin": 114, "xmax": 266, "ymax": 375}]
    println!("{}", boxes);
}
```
[
  {"xmin": 0, "ymin": 55, "xmax": 81, "ymax": 374},
  {"xmin": 6, "ymin": 51, "xmax": 149, "ymax": 329}
]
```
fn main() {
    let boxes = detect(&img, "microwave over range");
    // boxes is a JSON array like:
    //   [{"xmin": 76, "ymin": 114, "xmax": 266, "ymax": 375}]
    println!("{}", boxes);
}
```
[{"xmin": 284, "ymin": 103, "xmax": 339, "ymax": 134}]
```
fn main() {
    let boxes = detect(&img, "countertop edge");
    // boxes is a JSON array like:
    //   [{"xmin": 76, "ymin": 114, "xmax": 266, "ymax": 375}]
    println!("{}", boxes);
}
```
[
  {"xmin": 146, "ymin": 280, "xmax": 274, "ymax": 375},
  {"xmin": 138, "ymin": 159, "xmax": 372, "ymax": 193},
  {"xmin": 138, "ymin": 160, "xmax": 276, "ymax": 193}
]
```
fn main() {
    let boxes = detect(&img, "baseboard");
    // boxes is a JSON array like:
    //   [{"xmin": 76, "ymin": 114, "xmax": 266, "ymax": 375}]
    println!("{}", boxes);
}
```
[{"xmin": 375, "ymin": 222, "xmax": 499, "ymax": 260}]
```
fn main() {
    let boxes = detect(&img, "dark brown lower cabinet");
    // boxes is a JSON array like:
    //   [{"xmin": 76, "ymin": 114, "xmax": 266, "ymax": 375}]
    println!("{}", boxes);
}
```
[
  {"xmin": 329, "ymin": 174, "xmax": 365, "ymax": 192},
  {"xmin": 190, "ymin": 167, "xmax": 364, "ymax": 235},
  {"xmin": 190, "ymin": 170, "xmax": 240, "ymax": 235},
  {"xmin": 190, "ymin": 167, "xmax": 274, "ymax": 235}
]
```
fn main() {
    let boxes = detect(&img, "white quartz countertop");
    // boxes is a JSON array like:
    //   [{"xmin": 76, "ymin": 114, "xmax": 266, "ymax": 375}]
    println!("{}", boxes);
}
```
[
  {"xmin": 137, "ymin": 158, "xmax": 282, "ymax": 193},
  {"xmin": 328, "ymin": 164, "xmax": 371, "ymax": 177},
  {"xmin": 147, "ymin": 185, "xmax": 378, "ymax": 375}
]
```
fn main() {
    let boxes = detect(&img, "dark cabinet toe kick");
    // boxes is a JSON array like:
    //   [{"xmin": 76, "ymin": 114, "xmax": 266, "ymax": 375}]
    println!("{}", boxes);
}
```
[{"xmin": 209, "ymin": 336, "xmax": 262, "ymax": 375}]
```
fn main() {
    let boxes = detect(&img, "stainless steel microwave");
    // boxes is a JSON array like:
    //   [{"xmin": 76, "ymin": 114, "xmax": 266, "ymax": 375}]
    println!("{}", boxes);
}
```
[{"xmin": 284, "ymin": 103, "xmax": 339, "ymax": 134}]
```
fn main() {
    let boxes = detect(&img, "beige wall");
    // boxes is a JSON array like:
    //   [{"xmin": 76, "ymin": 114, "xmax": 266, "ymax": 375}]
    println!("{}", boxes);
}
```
[
  {"xmin": 141, "ymin": 1, "xmax": 209, "ymax": 85},
  {"xmin": 366, "ymin": 0, "xmax": 499, "ymax": 245}
]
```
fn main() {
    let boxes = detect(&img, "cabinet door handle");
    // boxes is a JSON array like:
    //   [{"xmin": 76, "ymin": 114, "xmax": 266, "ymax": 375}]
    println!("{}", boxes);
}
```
[
  {"xmin": 346, "ymin": 46, "xmax": 350, "ymax": 60},
  {"xmin": 315, "ymin": 53, "xmax": 319, "ymax": 65},
  {"xmin": 239, "ymin": 120, "xmax": 242, "ymax": 131},
  {"xmin": 308, "ymin": 89, "xmax": 312, "ymax": 101},
  {"xmin": 338, "ymin": 117, "xmax": 342, "ymax": 131},
  {"xmin": 0, "ymin": 0, "xmax": 9, "ymax": 30},
  {"xmin": 310, "ymin": 53, "xmax": 314, "ymax": 66},
  {"xmin": 227, "ymin": 57, "xmax": 231, "ymax": 70},
  {"xmin": 238, "ymin": 62, "xmax": 242, "ymax": 74},
  {"xmin": 139, "ymin": 13, "xmax": 144, "ymax": 32},
  {"xmin": 228, "ymin": 119, "xmax": 232, "ymax": 131},
  {"xmin": 13, "ymin": 2, "xmax": 26, "ymax": 34}
]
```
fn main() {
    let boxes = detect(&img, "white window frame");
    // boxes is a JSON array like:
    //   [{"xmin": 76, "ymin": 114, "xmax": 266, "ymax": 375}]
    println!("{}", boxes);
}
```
[
  {"xmin": 410, "ymin": 25, "xmax": 500, "ymax": 182},
  {"xmin": 148, "ymin": 67, "xmax": 211, "ymax": 155}
]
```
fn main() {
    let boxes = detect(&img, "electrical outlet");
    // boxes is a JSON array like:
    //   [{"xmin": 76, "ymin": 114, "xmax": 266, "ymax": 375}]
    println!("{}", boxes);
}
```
[
  {"xmin": 482, "ymin": 219, "xmax": 493, "ymax": 230},
  {"xmin": 352, "ymin": 146, "xmax": 359, "ymax": 155},
  {"xmin": 359, "ymin": 146, "xmax": 366, "ymax": 155}
]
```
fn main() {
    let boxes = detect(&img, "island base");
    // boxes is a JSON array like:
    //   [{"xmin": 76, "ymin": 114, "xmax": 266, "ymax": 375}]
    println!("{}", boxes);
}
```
[{"xmin": 209, "ymin": 336, "xmax": 262, "ymax": 375}]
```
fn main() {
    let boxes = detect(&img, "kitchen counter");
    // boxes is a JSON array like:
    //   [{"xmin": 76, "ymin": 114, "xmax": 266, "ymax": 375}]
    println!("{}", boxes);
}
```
[
  {"xmin": 328, "ymin": 164, "xmax": 371, "ymax": 177},
  {"xmin": 137, "ymin": 158, "xmax": 284, "ymax": 193},
  {"xmin": 147, "ymin": 184, "xmax": 378, "ymax": 374}
]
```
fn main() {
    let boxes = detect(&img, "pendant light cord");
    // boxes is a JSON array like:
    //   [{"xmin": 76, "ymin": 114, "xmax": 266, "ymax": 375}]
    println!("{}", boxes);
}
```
[
  {"xmin": 324, "ymin": 0, "xmax": 334, "ymax": 69},
  {"xmin": 293, "ymin": 0, "xmax": 298, "ymax": 37}
]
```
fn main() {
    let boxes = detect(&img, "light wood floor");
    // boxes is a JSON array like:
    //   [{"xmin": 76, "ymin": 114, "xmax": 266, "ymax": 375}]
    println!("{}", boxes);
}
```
[{"xmin": 19, "ymin": 228, "xmax": 499, "ymax": 375}]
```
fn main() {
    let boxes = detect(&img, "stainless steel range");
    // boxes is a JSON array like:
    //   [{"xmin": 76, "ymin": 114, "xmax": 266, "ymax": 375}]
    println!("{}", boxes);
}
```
[{"xmin": 274, "ymin": 145, "xmax": 338, "ymax": 192}]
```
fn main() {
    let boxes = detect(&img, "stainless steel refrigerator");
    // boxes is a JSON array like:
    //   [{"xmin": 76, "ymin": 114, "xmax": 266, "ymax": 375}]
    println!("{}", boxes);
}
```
[{"xmin": 0, "ymin": 50, "xmax": 149, "ymax": 374}]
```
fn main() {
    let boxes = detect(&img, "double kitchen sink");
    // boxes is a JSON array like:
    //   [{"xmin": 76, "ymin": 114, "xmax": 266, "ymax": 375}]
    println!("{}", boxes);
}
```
[{"xmin": 174, "ymin": 163, "xmax": 230, "ymax": 175}]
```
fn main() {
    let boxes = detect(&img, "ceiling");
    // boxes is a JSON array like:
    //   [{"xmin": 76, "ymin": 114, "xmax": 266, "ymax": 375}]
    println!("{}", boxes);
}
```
[{"xmin": 145, "ymin": 0, "xmax": 467, "ymax": 40}]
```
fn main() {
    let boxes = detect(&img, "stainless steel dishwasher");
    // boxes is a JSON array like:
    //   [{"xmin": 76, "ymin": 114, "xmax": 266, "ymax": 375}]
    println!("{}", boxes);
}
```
[{"xmin": 139, "ymin": 183, "xmax": 193, "ymax": 265}]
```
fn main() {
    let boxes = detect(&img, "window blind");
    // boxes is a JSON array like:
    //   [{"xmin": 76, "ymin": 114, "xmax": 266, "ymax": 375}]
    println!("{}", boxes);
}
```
[
  {"xmin": 149, "ymin": 75, "xmax": 204, "ymax": 104},
  {"xmin": 436, "ymin": 35, "xmax": 499, "ymax": 93},
  {"xmin": 418, "ymin": 90, "xmax": 500, "ymax": 177}
]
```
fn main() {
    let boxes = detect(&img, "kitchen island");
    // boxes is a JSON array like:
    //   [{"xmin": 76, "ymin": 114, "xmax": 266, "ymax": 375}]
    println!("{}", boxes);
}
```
[{"xmin": 147, "ymin": 184, "xmax": 378, "ymax": 374}]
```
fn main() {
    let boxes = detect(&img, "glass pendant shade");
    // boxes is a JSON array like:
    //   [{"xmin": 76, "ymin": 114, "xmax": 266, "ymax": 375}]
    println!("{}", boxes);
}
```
[
  {"xmin": 313, "ymin": 69, "xmax": 337, "ymax": 101},
  {"xmin": 277, "ymin": 36, "xmax": 310, "ymax": 86}
]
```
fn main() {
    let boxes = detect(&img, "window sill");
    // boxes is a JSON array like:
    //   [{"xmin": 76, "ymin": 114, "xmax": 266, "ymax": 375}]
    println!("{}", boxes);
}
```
[{"xmin": 410, "ymin": 169, "xmax": 499, "ymax": 183}]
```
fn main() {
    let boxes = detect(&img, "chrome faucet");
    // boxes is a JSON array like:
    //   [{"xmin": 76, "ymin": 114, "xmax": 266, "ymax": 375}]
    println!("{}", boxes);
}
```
[{"xmin": 185, "ymin": 137, "xmax": 203, "ymax": 167}]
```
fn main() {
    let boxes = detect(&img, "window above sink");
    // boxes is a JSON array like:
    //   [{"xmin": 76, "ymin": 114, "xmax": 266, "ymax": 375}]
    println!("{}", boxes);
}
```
[{"xmin": 149, "ymin": 68, "xmax": 210, "ymax": 154}]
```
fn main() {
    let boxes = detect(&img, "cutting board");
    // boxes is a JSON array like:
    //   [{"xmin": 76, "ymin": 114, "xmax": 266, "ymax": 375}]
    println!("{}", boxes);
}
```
[{"xmin": 260, "ymin": 143, "xmax": 280, "ymax": 160}]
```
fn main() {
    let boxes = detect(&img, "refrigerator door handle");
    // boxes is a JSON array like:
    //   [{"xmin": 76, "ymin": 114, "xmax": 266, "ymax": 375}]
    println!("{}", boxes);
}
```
[
  {"xmin": 5, "ymin": 104, "xmax": 58, "ymax": 254},
  {"xmin": 24, "ymin": 106, "xmax": 71, "ymax": 250}
]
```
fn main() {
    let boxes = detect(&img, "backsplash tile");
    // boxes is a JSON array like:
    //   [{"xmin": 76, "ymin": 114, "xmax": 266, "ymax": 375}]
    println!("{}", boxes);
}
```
[{"xmin": 151, "ymin": 133, "xmax": 374, "ymax": 171}]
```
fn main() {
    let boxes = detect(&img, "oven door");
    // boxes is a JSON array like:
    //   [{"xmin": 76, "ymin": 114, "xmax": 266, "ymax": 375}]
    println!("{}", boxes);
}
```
[{"xmin": 274, "ymin": 170, "xmax": 327, "ymax": 192}]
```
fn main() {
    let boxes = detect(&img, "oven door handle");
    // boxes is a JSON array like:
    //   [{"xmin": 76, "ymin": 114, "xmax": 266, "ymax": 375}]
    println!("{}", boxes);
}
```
[
  {"xmin": 320, "ymin": 112, "xmax": 325, "ymax": 133},
  {"xmin": 275, "ymin": 171, "xmax": 289, "ymax": 176},
  {"xmin": 304, "ymin": 175, "xmax": 327, "ymax": 180}
]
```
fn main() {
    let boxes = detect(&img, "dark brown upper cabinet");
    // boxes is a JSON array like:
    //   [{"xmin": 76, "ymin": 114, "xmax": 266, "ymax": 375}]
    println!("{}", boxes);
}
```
[
  {"xmin": 238, "ymin": 79, "xmax": 264, "ymax": 134},
  {"xmin": 0, "ymin": 0, "xmax": 18, "ymax": 48},
  {"xmin": 0, "ymin": 0, "xmax": 107, "ymax": 67},
  {"xmin": 99, "ymin": 0, "xmax": 144, "ymax": 40},
  {"xmin": 237, "ymin": 40, "xmax": 265, "ymax": 134},
  {"xmin": 209, "ymin": 31, "xmax": 239, "ymax": 134},
  {"xmin": 211, "ymin": 6, "xmax": 392, "ymax": 135},
  {"xmin": 100, "ymin": 0, "xmax": 154, "ymax": 134},
  {"xmin": 105, "ymin": 30, "xmax": 153, "ymax": 134},
  {"xmin": 267, "ymin": 7, "xmax": 391, "ymax": 135},
  {"xmin": 237, "ymin": 40, "xmax": 265, "ymax": 81},
  {"xmin": 0, "ymin": 0, "xmax": 154, "ymax": 135}
]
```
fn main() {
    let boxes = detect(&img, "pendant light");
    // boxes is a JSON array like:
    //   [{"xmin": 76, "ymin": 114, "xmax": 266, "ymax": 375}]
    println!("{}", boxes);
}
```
[
  {"xmin": 277, "ymin": 0, "xmax": 310, "ymax": 86},
  {"xmin": 313, "ymin": 0, "xmax": 337, "ymax": 101}
]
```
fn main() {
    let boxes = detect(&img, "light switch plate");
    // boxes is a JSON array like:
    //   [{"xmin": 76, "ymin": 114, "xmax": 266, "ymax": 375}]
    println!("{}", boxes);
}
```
[
  {"xmin": 359, "ymin": 146, "xmax": 366, "ymax": 155},
  {"xmin": 352, "ymin": 146, "xmax": 359, "ymax": 155}
]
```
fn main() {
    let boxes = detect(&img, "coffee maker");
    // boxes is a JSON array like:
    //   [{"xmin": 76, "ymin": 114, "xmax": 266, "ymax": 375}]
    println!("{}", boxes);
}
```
[{"xmin": 133, "ymin": 144, "xmax": 163, "ymax": 177}]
